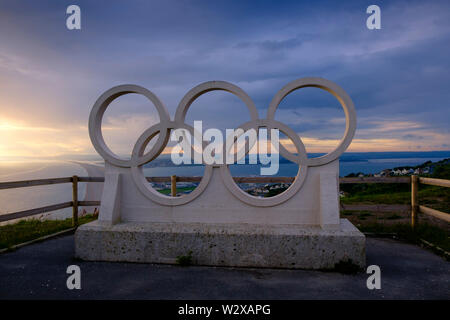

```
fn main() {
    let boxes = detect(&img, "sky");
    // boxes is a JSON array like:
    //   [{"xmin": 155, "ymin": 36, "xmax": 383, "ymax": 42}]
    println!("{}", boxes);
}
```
[{"xmin": 0, "ymin": 0, "xmax": 449, "ymax": 161}]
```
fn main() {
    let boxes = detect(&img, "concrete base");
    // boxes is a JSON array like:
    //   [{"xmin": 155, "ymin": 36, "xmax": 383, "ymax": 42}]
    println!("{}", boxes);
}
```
[{"xmin": 75, "ymin": 219, "xmax": 365, "ymax": 269}]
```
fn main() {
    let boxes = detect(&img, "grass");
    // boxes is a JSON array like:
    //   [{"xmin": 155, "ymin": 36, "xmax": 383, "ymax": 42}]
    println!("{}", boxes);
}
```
[
  {"xmin": 357, "ymin": 212, "xmax": 373, "ymax": 220},
  {"xmin": 176, "ymin": 251, "xmax": 193, "ymax": 266},
  {"xmin": 340, "ymin": 183, "xmax": 449, "ymax": 213},
  {"xmin": 340, "ymin": 182, "xmax": 411, "ymax": 204},
  {"xmin": 332, "ymin": 259, "xmax": 362, "ymax": 274},
  {"xmin": 386, "ymin": 214, "xmax": 402, "ymax": 220},
  {"xmin": 358, "ymin": 222, "xmax": 450, "ymax": 254},
  {"xmin": 339, "ymin": 164, "xmax": 449, "ymax": 256},
  {"xmin": 0, "ymin": 214, "xmax": 97, "ymax": 250},
  {"xmin": 158, "ymin": 186, "xmax": 196, "ymax": 195}
]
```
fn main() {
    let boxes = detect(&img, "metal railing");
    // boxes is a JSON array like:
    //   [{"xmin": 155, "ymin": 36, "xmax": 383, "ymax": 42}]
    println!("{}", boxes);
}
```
[{"xmin": 0, "ymin": 175, "xmax": 448, "ymax": 227}]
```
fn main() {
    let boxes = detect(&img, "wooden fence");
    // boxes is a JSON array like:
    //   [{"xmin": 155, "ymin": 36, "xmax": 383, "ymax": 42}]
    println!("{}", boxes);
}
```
[
  {"xmin": 0, "ymin": 175, "xmax": 448, "ymax": 227},
  {"xmin": 411, "ymin": 176, "xmax": 450, "ymax": 226}
]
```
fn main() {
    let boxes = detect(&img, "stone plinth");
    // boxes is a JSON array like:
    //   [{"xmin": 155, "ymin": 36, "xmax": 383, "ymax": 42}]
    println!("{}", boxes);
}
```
[{"xmin": 75, "ymin": 219, "xmax": 365, "ymax": 269}]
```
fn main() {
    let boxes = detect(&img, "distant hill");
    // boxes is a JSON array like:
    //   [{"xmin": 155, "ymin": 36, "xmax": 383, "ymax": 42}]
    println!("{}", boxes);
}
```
[
  {"xmin": 430, "ymin": 158, "xmax": 450, "ymax": 179},
  {"xmin": 390, "ymin": 158, "xmax": 450, "ymax": 179},
  {"xmin": 344, "ymin": 158, "xmax": 450, "ymax": 179}
]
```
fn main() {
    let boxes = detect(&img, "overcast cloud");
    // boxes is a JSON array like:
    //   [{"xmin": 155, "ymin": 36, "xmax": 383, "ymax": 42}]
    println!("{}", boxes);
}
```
[{"xmin": 0, "ymin": 0, "xmax": 449, "ymax": 158}]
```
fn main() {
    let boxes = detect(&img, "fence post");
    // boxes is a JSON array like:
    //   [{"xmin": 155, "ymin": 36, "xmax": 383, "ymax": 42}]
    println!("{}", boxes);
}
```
[
  {"xmin": 72, "ymin": 175, "xmax": 78, "ymax": 227},
  {"xmin": 171, "ymin": 175, "xmax": 177, "ymax": 197},
  {"xmin": 411, "ymin": 175, "xmax": 419, "ymax": 229}
]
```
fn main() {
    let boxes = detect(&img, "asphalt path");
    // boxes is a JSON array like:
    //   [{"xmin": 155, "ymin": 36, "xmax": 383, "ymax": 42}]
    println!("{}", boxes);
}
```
[{"xmin": 0, "ymin": 234, "xmax": 448, "ymax": 299}]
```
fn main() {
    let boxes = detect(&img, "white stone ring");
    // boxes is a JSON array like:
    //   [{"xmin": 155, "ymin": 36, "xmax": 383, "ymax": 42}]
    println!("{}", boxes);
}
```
[
  {"xmin": 267, "ymin": 77, "xmax": 356, "ymax": 167},
  {"xmin": 89, "ymin": 84, "xmax": 171, "ymax": 168},
  {"xmin": 220, "ymin": 119, "xmax": 308, "ymax": 207},
  {"xmin": 88, "ymin": 78, "xmax": 356, "ymax": 206}
]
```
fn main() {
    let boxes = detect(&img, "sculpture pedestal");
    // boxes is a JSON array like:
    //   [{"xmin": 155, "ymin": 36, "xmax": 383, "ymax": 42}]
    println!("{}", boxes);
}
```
[{"xmin": 75, "ymin": 219, "xmax": 365, "ymax": 269}]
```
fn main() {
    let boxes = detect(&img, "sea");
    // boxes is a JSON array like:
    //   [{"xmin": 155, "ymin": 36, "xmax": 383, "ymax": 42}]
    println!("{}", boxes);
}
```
[
  {"xmin": 1, "ymin": 151, "xmax": 449, "ymax": 221},
  {"xmin": 143, "ymin": 151, "xmax": 450, "ymax": 177}
]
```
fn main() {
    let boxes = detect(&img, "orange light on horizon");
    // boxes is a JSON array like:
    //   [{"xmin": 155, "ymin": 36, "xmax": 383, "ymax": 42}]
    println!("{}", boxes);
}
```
[{"xmin": 1, "ymin": 116, "xmax": 449, "ymax": 161}]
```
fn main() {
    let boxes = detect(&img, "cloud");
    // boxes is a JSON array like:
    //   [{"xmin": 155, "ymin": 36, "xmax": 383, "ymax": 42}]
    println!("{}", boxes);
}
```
[
  {"xmin": 234, "ymin": 35, "xmax": 305, "ymax": 52},
  {"xmin": 0, "ymin": 0, "xmax": 449, "ymax": 159}
]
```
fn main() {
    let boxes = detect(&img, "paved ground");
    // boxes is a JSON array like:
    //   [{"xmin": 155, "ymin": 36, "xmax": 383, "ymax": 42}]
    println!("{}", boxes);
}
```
[{"xmin": 0, "ymin": 234, "xmax": 448, "ymax": 299}]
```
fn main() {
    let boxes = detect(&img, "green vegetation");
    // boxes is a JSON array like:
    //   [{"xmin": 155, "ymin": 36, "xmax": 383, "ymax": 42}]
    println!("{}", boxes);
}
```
[
  {"xmin": 158, "ymin": 186, "xmax": 196, "ymax": 195},
  {"xmin": 357, "ymin": 212, "xmax": 373, "ymax": 220},
  {"xmin": 332, "ymin": 259, "xmax": 362, "ymax": 274},
  {"xmin": 176, "ymin": 250, "xmax": 193, "ymax": 266},
  {"xmin": 342, "ymin": 208, "xmax": 449, "ymax": 257},
  {"xmin": 431, "ymin": 159, "xmax": 450, "ymax": 180},
  {"xmin": 340, "ymin": 159, "xmax": 450, "ymax": 257},
  {"xmin": 358, "ymin": 222, "xmax": 450, "ymax": 255},
  {"xmin": 341, "ymin": 159, "xmax": 450, "ymax": 213},
  {"xmin": 265, "ymin": 186, "xmax": 289, "ymax": 197},
  {"xmin": 340, "ymin": 183, "xmax": 450, "ymax": 211},
  {"xmin": 0, "ymin": 214, "xmax": 97, "ymax": 250},
  {"xmin": 341, "ymin": 183, "xmax": 411, "ymax": 204},
  {"xmin": 386, "ymin": 213, "xmax": 402, "ymax": 220}
]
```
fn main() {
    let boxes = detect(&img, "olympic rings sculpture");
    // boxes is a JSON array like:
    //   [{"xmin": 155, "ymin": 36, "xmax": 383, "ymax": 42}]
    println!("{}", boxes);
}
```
[{"xmin": 89, "ymin": 77, "xmax": 356, "ymax": 207}]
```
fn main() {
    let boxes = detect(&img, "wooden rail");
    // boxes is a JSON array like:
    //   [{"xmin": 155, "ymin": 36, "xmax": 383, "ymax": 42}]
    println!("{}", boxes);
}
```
[
  {"xmin": 411, "ymin": 175, "xmax": 419, "ymax": 228},
  {"xmin": 340, "ymin": 204, "xmax": 410, "ymax": 213},
  {"xmin": 154, "ymin": 176, "xmax": 410, "ymax": 184},
  {"xmin": 0, "ymin": 177, "xmax": 72, "ymax": 190},
  {"xmin": 0, "ymin": 175, "xmax": 406, "ymax": 186},
  {"xmin": 144, "ymin": 176, "xmax": 294, "ymax": 183},
  {"xmin": 0, "ymin": 174, "xmax": 448, "ymax": 227},
  {"xmin": 72, "ymin": 175, "xmax": 78, "ymax": 227},
  {"xmin": 419, "ymin": 205, "xmax": 450, "ymax": 223},
  {"xmin": 78, "ymin": 200, "xmax": 101, "ymax": 206},
  {"xmin": 419, "ymin": 177, "xmax": 450, "ymax": 188},
  {"xmin": 412, "ymin": 175, "xmax": 450, "ymax": 226},
  {"xmin": 0, "ymin": 202, "xmax": 73, "ymax": 223},
  {"xmin": 78, "ymin": 176, "xmax": 104, "ymax": 183},
  {"xmin": 339, "ymin": 176, "xmax": 410, "ymax": 184}
]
